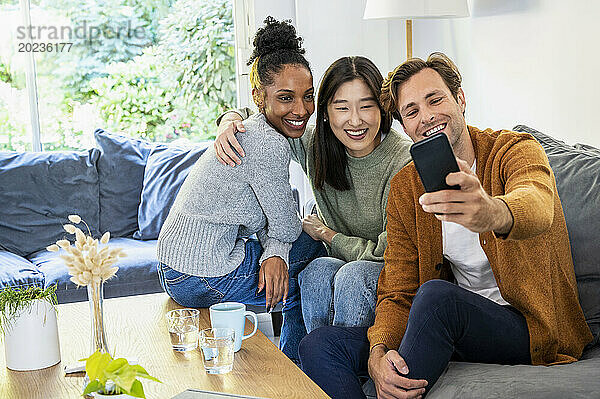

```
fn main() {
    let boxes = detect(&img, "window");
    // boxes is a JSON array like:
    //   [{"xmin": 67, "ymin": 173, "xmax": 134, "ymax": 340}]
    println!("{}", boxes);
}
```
[
  {"xmin": 0, "ymin": 0, "xmax": 32, "ymax": 151},
  {"xmin": 0, "ymin": 0, "xmax": 237, "ymax": 151}
]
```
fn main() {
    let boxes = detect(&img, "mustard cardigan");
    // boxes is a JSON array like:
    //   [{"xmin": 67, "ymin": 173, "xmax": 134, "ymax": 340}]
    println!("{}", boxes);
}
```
[{"xmin": 368, "ymin": 126, "xmax": 593, "ymax": 366}]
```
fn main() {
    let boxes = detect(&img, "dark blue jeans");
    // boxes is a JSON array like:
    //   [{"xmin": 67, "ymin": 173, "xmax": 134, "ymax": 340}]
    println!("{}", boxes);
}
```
[
  {"xmin": 157, "ymin": 231, "xmax": 326, "ymax": 362},
  {"xmin": 299, "ymin": 280, "xmax": 531, "ymax": 398}
]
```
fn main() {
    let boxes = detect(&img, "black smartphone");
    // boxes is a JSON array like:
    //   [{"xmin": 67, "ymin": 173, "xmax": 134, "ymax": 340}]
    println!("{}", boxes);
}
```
[{"xmin": 409, "ymin": 132, "xmax": 460, "ymax": 192}]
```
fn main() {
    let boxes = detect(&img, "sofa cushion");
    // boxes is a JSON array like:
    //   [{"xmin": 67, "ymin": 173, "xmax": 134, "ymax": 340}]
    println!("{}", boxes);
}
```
[
  {"xmin": 0, "ymin": 251, "xmax": 44, "ymax": 290},
  {"xmin": 574, "ymin": 142, "xmax": 600, "ymax": 156},
  {"xmin": 94, "ymin": 129, "xmax": 154, "ymax": 238},
  {"xmin": 28, "ymin": 238, "xmax": 162, "ymax": 304},
  {"xmin": 427, "ymin": 349, "xmax": 600, "ymax": 398},
  {"xmin": 0, "ymin": 149, "xmax": 101, "ymax": 257},
  {"xmin": 361, "ymin": 345, "xmax": 600, "ymax": 399},
  {"xmin": 514, "ymin": 125, "xmax": 600, "ymax": 343},
  {"xmin": 133, "ymin": 143, "xmax": 209, "ymax": 240}
]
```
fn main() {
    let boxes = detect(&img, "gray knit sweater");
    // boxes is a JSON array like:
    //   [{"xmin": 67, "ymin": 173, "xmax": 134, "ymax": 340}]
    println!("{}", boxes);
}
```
[{"xmin": 157, "ymin": 113, "xmax": 302, "ymax": 277}]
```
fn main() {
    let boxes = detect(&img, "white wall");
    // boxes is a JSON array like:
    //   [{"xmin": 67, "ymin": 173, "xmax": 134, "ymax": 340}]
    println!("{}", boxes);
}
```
[
  {"xmin": 250, "ymin": 0, "xmax": 600, "ymax": 148},
  {"xmin": 410, "ymin": 0, "xmax": 600, "ymax": 147}
]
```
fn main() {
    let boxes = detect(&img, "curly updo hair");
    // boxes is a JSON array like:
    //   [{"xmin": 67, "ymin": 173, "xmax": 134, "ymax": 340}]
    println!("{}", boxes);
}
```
[{"xmin": 248, "ymin": 16, "xmax": 311, "ymax": 107}]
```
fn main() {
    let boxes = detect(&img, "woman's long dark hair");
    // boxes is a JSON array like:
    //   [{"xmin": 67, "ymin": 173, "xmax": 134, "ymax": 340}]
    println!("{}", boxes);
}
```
[{"xmin": 312, "ymin": 56, "xmax": 392, "ymax": 191}]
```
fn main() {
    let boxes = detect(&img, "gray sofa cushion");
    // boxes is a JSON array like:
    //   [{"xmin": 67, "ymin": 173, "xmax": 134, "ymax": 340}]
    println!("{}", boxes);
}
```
[
  {"xmin": 95, "ymin": 129, "xmax": 154, "ymax": 238},
  {"xmin": 362, "ymin": 346, "xmax": 600, "ymax": 399},
  {"xmin": 0, "ymin": 149, "xmax": 101, "ymax": 257},
  {"xmin": 133, "ymin": 143, "xmax": 209, "ymax": 240},
  {"xmin": 28, "ymin": 238, "xmax": 162, "ymax": 303},
  {"xmin": 514, "ymin": 125, "xmax": 600, "ymax": 342},
  {"xmin": 0, "ymin": 251, "xmax": 44, "ymax": 290},
  {"xmin": 426, "ymin": 346, "xmax": 600, "ymax": 399}
]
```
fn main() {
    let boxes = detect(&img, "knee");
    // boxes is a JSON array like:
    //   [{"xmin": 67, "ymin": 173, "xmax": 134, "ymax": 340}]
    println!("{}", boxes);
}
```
[
  {"xmin": 299, "ymin": 326, "xmax": 339, "ymax": 368},
  {"xmin": 334, "ymin": 261, "xmax": 381, "ymax": 293},
  {"xmin": 412, "ymin": 279, "xmax": 458, "ymax": 312},
  {"xmin": 300, "ymin": 257, "xmax": 342, "ymax": 289}
]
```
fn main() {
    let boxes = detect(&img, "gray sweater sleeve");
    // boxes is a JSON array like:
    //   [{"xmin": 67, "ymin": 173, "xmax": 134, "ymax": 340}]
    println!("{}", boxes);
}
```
[
  {"xmin": 216, "ymin": 108, "xmax": 313, "ymax": 172},
  {"xmin": 246, "ymin": 133, "xmax": 302, "ymax": 267}
]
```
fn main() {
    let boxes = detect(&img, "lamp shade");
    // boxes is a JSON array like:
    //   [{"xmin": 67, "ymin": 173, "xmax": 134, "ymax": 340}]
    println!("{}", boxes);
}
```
[{"xmin": 364, "ymin": 0, "xmax": 469, "ymax": 20}]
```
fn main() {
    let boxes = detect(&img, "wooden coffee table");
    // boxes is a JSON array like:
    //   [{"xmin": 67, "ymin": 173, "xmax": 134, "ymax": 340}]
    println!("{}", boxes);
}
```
[{"xmin": 0, "ymin": 293, "xmax": 329, "ymax": 399}]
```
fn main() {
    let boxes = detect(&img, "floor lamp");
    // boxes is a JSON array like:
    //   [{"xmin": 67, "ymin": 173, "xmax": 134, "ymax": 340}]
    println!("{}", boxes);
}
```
[{"xmin": 363, "ymin": 0, "xmax": 470, "ymax": 59}]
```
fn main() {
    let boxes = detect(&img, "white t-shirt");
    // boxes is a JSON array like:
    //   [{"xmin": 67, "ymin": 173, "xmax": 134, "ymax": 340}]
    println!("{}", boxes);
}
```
[{"xmin": 441, "ymin": 161, "xmax": 509, "ymax": 306}]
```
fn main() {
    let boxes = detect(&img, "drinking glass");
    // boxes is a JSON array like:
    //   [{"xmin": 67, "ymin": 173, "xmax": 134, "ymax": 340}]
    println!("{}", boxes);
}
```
[
  {"xmin": 166, "ymin": 308, "xmax": 200, "ymax": 352},
  {"xmin": 199, "ymin": 327, "xmax": 235, "ymax": 374}
]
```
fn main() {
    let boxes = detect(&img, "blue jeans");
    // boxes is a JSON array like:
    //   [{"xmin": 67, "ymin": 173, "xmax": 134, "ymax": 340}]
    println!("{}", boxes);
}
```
[
  {"xmin": 157, "ymin": 231, "xmax": 326, "ymax": 361},
  {"xmin": 299, "ymin": 257, "xmax": 383, "ymax": 333},
  {"xmin": 299, "ymin": 280, "xmax": 531, "ymax": 398}
]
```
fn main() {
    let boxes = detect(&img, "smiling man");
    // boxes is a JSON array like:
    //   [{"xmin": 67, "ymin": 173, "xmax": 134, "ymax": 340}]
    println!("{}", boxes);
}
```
[{"xmin": 298, "ymin": 52, "xmax": 592, "ymax": 399}]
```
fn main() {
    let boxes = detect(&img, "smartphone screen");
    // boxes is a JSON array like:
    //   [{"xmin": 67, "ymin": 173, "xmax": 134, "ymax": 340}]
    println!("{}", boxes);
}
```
[{"xmin": 409, "ymin": 133, "xmax": 460, "ymax": 192}]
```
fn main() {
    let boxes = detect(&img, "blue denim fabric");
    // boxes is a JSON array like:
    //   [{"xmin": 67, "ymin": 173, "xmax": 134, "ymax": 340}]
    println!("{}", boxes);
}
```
[
  {"xmin": 298, "ymin": 257, "xmax": 383, "ymax": 333},
  {"xmin": 157, "ymin": 231, "xmax": 326, "ymax": 361},
  {"xmin": 299, "ymin": 280, "xmax": 531, "ymax": 398}
]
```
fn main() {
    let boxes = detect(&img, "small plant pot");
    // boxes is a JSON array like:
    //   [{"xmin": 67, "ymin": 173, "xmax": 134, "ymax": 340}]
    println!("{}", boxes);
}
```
[{"xmin": 4, "ymin": 299, "xmax": 61, "ymax": 371}]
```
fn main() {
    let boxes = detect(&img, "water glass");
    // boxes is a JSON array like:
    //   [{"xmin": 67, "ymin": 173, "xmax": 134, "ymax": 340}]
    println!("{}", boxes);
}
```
[
  {"xmin": 166, "ymin": 308, "xmax": 200, "ymax": 352},
  {"xmin": 199, "ymin": 327, "xmax": 235, "ymax": 374}
]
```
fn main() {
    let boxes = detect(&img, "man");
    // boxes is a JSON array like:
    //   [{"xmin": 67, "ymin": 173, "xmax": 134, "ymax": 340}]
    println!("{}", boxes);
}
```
[{"xmin": 298, "ymin": 52, "xmax": 592, "ymax": 399}]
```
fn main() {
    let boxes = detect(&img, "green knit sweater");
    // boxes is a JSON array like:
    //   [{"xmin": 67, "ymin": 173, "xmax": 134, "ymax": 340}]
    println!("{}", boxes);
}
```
[{"xmin": 220, "ymin": 109, "xmax": 412, "ymax": 262}]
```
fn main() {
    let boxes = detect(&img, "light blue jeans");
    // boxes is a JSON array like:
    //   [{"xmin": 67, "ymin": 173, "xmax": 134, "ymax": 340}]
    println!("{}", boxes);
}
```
[{"xmin": 298, "ymin": 257, "xmax": 383, "ymax": 333}]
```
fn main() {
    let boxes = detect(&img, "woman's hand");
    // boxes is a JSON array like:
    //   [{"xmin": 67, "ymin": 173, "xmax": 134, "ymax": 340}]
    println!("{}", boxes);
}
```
[
  {"xmin": 214, "ymin": 112, "xmax": 246, "ymax": 167},
  {"xmin": 302, "ymin": 214, "xmax": 336, "ymax": 245},
  {"xmin": 368, "ymin": 345, "xmax": 428, "ymax": 399},
  {"xmin": 257, "ymin": 256, "xmax": 289, "ymax": 312}
]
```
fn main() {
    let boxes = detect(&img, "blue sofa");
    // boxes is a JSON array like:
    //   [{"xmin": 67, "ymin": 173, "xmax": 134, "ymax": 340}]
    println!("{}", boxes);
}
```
[{"xmin": 0, "ymin": 129, "xmax": 209, "ymax": 303}]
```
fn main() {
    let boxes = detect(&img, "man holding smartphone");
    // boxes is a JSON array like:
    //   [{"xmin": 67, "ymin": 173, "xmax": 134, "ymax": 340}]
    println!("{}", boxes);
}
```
[{"xmin": 299, "ymin": 52, "xmax": 592, "ymax": 399}]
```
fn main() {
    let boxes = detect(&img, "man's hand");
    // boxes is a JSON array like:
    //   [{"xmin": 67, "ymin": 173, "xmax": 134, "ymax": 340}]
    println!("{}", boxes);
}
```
[
  {"xmin": 257, "ymin": 256, "xmax": 289, "ymax": 312},
  {"xmin": 302, "ymin": 214, "xmax": 336, "ymax": 245},
  {"xmin": 419, "ymin": 158, "xmax": 514, "ymax": 235},
  {"xmin": 368, "ymin": 345, "xmax": 428, "ymax": 399},
  {"xmin": 214, "ymin": 112, "xmax": 246, "ymax": 167}
]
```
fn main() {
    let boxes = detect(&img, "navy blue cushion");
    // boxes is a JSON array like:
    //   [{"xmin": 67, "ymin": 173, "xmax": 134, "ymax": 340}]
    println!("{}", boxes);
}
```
[
  {"xmin": 28, "ymin": 238, "xmax": 162, "ymax": 304},
  {"xmin": 0, "ymin": 149, "xmax": 101, "ymax": 257},
  {"xmin": 0, "ymin": 251, "xmax": 44, "ymax": 290},
  {"xmin": 134, "ymin": 144, "xmax": 209, "ymax": 240},
  {"xmin": 94, "ymin": 129, "xmax": 154, "ymax": 238},
  {"xmin": 514, "ymin": 125, "xmax": 600, "ymax": 343}
]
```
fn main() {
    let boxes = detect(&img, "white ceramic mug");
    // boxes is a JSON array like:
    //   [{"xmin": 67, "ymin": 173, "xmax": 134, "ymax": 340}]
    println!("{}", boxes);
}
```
[{"xmin": 209, "ymin": 302, "xmax": 258, "ymax": 352}]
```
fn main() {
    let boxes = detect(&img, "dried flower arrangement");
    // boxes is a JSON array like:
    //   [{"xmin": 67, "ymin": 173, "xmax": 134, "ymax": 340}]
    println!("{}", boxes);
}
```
[
  {"xmin": 47, "ymin": 214, "xmax": 126, "ymax": 354},
  {"xmin": 46, "ymin": 214, "xmax": 125, "ymax": 286}
]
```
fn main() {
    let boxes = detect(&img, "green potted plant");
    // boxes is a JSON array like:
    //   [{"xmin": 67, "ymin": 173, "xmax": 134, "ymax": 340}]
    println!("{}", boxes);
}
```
[
  {"xmin": 82, "ymin": 350, "xmax": 161, "ymax": 398},
  {"xmin": 0, "ymin": 285, "xmax": 61, "ymax": 370}
]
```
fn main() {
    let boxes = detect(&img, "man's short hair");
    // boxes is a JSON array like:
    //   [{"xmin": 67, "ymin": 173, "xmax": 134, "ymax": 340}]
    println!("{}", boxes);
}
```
[{"xmin": 381, "ymin": 52, "xmax": 462, "ymax": 124}]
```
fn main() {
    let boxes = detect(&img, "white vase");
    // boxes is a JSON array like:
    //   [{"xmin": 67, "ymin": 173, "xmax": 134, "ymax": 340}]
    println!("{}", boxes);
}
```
[{"xmin": 4, "ymin": 299, "xmax": 61, "ymax": 371}]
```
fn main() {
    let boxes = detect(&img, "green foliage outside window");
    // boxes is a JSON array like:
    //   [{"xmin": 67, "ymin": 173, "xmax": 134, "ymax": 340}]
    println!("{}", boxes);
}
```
[
  {"xmin": 0, "ymin": 0, "xmax": 236, "ymax": 150},
  {"xmin": 89, "ymin": 0, "xmax": 235, "ymax": 142}
]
